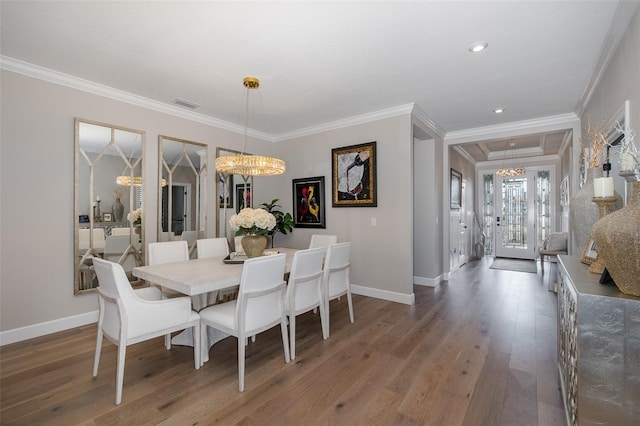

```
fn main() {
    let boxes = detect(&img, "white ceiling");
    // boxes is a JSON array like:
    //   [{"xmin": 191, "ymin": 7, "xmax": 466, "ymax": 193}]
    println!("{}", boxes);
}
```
[{"xmin": 0, "ymin": 1, "xmax": 631, "ymax": 162}]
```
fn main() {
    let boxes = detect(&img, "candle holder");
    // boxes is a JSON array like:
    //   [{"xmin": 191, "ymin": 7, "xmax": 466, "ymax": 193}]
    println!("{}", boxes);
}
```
[{"xmin": 588, "ymin": 196, "xmax": 618, "ymax": 274}]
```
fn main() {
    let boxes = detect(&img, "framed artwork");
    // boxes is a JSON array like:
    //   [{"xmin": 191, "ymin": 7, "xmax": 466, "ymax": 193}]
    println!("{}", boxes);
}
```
[
  {"xmin": 450, "ymin": 168, "xmax": 462, "ymax": 209},
  {"xmin": 581, "ymin": 238, "xmax": 597, "ymax": 265},
  {"xmin": 218, "ymin": 173, "xmax": 234, "ymax": 208},
  {"xmin": 235, "ymin": 183, "xmax": 251, "ymax": 213},
  {"xmin": 331, "ymin": 141, "xmax": 377, "ymax": 207},
  {"xmin": 102, "ymin": 212, "xmax": 112, "ymax": 222},
  {"xmin": 292, "ymin": 176, "xmax": 326, "ymax": 228}
]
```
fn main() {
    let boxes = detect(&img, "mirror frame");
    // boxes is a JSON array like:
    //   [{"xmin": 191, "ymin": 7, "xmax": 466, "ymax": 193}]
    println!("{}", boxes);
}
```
[
  {"xmin": 158, "ymin": 135, "xmax": 208, "ymax": 257},
  {"xmin": 74, "ymin": 118, "xmax": 145, "ymax": 294},
  {"xmin": 215, "ymin": 147, "xmax": 253, "ymax": 243}
]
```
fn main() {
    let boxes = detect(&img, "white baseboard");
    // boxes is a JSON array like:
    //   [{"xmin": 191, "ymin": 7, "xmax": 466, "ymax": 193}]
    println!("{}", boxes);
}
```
[
  {"xmin": 0, "ymin": 311, "xmax": 99, "ymax": 346},
  {"xmin": 351, "ymin": 285, "xmax": 415, "ymax": 305},
  {"xmin": 413, "ymin": 274, "xmax": 444, "ymax": 287}
]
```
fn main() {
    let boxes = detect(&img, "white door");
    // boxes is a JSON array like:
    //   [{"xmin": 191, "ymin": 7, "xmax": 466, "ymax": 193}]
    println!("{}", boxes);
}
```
[{"xmin": 495, "ymin": 171, "xmax": 536, "ymax": 260}]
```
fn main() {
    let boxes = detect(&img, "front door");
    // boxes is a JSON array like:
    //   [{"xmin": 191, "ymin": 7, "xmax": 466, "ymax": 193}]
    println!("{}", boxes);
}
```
[{"xmin": 495, "ymin": 172, "xmax": 536, "ymax": 259}]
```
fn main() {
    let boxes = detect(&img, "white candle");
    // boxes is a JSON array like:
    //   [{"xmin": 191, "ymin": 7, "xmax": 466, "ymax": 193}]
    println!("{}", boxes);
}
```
[
  {"xmin": 594, "ymin": 177, "xmax": 614, "ymax": 198},
  {"xmin": 96, "ymin": 196, "xmax": 100, "ymax": 202}
]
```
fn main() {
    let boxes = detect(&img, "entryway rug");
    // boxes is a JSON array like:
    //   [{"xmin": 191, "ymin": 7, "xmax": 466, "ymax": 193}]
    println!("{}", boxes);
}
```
[{"xmin": 490, "ymin": 258, "xmax": 537, "ymax": 273}]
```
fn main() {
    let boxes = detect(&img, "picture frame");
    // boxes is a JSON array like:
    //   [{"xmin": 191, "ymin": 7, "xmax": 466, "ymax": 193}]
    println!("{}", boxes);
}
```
[
  {"xmin": 331, "ymin": 141, "xmax": 377, "ymax": 207},
  {"xmin": 79, "ymin": 214, "xmax": 90, "ymax": 223},
  {"xmin": 102, "ymin": 212, "xmax": 113, "ymax": 222},
  {"xmin": 450, "ymin": 168, "xmax": 462, "ymax": 209},
  {"xmin": 218, "ymin": 173, "xmax": 234, "ymax": 208},
  {"xmin": 292, "ymin": 176, "xmax": 326, "ymax": 228},
  {"xmin": 235, "ymin": 183, "xmax": 251, "ymax": 213},
  {"xmin": 581, "ymin": 238, "xmax": 598, "ymax": 265}
]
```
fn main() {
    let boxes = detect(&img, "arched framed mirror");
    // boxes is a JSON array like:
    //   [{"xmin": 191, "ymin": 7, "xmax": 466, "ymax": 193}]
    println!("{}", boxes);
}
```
[
  {"xmin": 74, "ymin": 118, "xmax": 144, "ymax": 294},
  {"xmin": 215, "ymin": 147, "xmax": 253, "ymax": 248},
  {"xmin": 158, "ymin": 136, "xmax": 208, "ymax": 257}
]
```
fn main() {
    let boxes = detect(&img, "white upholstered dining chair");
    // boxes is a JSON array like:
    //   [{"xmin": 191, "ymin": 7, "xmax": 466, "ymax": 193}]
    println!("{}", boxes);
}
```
[
  {"xmin": 309, "ymin": 234, "xmax": 338, "ymax": 254},
  {"xmin": 92, "ymin": 258, "xmax": 201, "ymax": 405},
  {"xmin": 285, "ymin": 247, "xmax": 326, "ymax": 359},
  {"xmin": 196, "ymin": 237, "xmax": 229, "ymax": 259},
  {"xmin": 147, "ymin": 240, "xmax": 191, "ymax": 346},
  {"xmin": 196, "ymin": 237, "xmax": 234, "ymax": 304},
  {"xmin": 199, "ymin": 253, "xmax": 290, "ymax": 391},
  {"xmin": 322, "ymin": 242, "xmax": 354, "ymax": 338}
]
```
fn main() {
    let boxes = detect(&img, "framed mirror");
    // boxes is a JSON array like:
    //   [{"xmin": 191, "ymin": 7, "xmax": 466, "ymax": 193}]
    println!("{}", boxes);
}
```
[
  {"xmin": 74, "ymin": 119, "xmax": 144, "ymax": 294},
  {"xmin": 215, "ymin": 147, "xmax": 253, "ymax": 247},
  {"xmin": 158, "ymin": 136, "xmax": 208, "ymax": 258}
]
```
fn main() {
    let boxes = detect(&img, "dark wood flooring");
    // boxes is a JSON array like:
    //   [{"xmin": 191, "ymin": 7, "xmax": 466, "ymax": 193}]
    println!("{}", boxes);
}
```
[{"xmin": 0, "ymin": 257, "xmax": 565, "ymax": 425}]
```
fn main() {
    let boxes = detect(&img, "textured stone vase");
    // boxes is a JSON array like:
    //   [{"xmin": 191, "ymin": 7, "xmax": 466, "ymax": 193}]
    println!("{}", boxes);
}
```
[
  {"xmin": 570, "ymin": 168, "xmax": 622, "ymax": 255},
  {"xmin": 591, "ymin": 181, "xmax": 640, "ymax": 297},
  {"xmin": 241, "ymin": 234, "xmax": 268, "ymax": 258},
  {"xmin": 112, "ymin": 198, "xmax": 124, "ymax": 222}
]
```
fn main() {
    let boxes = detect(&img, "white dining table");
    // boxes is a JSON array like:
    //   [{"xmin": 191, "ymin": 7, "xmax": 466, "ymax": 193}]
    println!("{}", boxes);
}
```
[{"xmin": 132, "ymin": 247, "xmax": 297, "ymax": 363}]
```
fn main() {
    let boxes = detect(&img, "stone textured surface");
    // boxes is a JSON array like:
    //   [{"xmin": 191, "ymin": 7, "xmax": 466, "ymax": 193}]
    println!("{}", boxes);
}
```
[{"xmin": 592, "ymin": 181, "xmax": 640, "ymax": 297}]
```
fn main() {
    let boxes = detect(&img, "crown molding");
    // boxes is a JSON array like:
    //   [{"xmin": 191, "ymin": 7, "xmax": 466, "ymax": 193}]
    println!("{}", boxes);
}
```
[
  {"xmin": 411, "ymin": 104, "xmax": 447, "ymax": 139},
  {"xmin": 273, "ymin": 103, "xmax": 416, "ymax": 142},
  {"xmin": 0, "ymin": 56, "xmax": 276, "ymax": 142},
  {"xmin": 445, "ymin": 113, "xmax": 580, "ymax": 145},
  {"xmin": 575, "ymin": 1, "xmax": 640, "ymax": 117},
  {"xmin": 452, "ymin": 145, "xmax": 477, "ymax": 165}
]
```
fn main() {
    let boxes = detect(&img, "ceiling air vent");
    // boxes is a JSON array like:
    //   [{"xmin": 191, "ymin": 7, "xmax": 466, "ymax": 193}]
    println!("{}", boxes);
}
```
[{"xmin": 172, "ymin": 98, "xmax": 200, "ymax": 109}]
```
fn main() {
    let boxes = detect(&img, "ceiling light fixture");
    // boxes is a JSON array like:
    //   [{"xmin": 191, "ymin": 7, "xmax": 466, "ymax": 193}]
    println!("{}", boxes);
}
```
[
  {"xmin": 493, "ymin": 108, "xmax": 505, "ymax": 114},
  {"xmin": 214, "ymin": 77, "xmax": 286, "ymax": 176},
  {"xmin": 496, "ymin": 141, "xmax": 525, "ymax": 177},
  {"xmin": 468, "ymin": 41, "xmax": 488, "ymax": 53},
  {"xmin": 117, "ymin": 175, "xmax": 166, "ymax": 187}
]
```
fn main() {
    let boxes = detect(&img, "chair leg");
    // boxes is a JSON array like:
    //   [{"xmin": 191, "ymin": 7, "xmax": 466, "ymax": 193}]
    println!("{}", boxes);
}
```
[
  {"xmin": 193, "ymin": 322, "xmax": 201, "ymax": 370},
  {"xmin": 346, "ymin": 290, "xmax": 354, "ymax": 323},
  {"xmin": 92, "ymin": 329, "xmax": 103, "ymax": 377},
  {"xmin": 280, "ymin": 316, "xmax": 291, "ymax": 363},
  {"xmin": 238, "ymin": 336, "xmax": 246, "ymax": 392},
  {"xmin": 115, "ymin": 343, "xmax": 127, "ymax": 405},
  {"xmin": 541, "ymin": 254, "xmax": 545, "ymax": 274},
  {"xmin": 289, "ymin": 315, "xmax": 296, "ymax": 360},
  {"xmin": 322, "ymin": 299, "xmax": 330, "ymax": 340},
  {"xmin": 318, "ymin": 302, "xmax": 327, "ymax": 340}
]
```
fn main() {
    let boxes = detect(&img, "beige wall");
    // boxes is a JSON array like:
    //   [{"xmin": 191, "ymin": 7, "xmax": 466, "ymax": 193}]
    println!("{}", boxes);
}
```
[
  {"xmin": 0, "ymin": 70, "xmax": 418, "ymax": 342},
  {"xmin": 581, "ymin": 5, "xmax": 640, "ymax": 204},
  {"xmin": 271, "ymin": 115, "xmax": 415, "ymax": 297}
]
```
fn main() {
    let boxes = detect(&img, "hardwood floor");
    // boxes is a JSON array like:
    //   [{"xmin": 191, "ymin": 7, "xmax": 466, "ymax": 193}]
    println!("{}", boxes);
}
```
[{"xmin": 0, "ymin": 258, "xmax": 566, "ymax": 425}]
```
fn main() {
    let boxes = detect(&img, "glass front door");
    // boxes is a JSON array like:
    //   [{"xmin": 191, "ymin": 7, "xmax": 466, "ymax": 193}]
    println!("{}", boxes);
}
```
[{"xmin": 495, "ymin": 173, "xmax": 536, "ymax": 259}]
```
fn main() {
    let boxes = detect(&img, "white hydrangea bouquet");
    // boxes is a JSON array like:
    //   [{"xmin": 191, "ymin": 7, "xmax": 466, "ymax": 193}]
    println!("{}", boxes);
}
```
[
  {"xmin": 229, "ymin": 207, "xmax": 276, "ymax": 236},
  {"xmin": 127, "ymin": 207, "xmax": 142, "ymax": 225}
]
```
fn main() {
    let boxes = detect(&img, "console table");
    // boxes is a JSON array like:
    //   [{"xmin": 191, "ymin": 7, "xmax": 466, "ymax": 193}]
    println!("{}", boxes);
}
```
[{"xmin": 557, "ymin": 255, "xmax": 640, "ymax": 425}]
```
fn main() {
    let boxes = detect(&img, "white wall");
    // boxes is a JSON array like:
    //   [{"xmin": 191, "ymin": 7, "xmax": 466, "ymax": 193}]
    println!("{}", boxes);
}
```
[{"xmin": 0, "ymin": 70, "xmax": 418, "ymax": 343}]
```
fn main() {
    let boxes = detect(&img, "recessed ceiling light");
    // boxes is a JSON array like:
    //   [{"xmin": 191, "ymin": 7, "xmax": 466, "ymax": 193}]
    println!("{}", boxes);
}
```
[
  {"xmin": 493, "ymin": 108, "xmax": 505, "ymax": 114},
  {"xmin": 468, "ymin": 41, "xmax": 488, "ymax": 53}
]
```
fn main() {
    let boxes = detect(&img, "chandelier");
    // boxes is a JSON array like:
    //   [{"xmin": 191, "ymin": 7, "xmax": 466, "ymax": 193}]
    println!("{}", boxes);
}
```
[
  {"xmin": 117, "ymin": 176, "xmax": 167, "ymax": 187},
  {"xmin": 214, "ymin": 77, "xmax": 286, "ymax": 176},
  {"xmin": 496, "ymin": 141, "xmax": 525, "ymax": 177}
]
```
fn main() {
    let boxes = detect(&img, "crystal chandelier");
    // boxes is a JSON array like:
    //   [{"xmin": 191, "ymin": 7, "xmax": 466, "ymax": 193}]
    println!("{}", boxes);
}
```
[
  {"xmin": 117, "ymin": 176, "xmax": 167, "ymax": 186},
  {"xmin": 215, "ymin": 77, "xmax": 286, "ymax": 176},
  {"xmin": 496, "ymin": 141, "xmax": 525, "ymax": 177}
]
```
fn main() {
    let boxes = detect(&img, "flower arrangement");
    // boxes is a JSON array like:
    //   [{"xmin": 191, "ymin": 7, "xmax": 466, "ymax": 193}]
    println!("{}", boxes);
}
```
[
  {"xmin": 112, "ymin": 187, "xmax": 126, "ymax": 200},
  {"xmin": 229, "ymin": 207, "xmax": 276, "ymax": 236},
  {"xmin": 127, "ymin": 208, "xmax": 142, "ymax": 225}
]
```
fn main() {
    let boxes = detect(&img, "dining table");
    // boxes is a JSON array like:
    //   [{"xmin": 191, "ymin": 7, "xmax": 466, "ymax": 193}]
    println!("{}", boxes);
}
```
[{"xmin": 132, "ymin": 247, "xmax": 298, "ymax": 363}]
